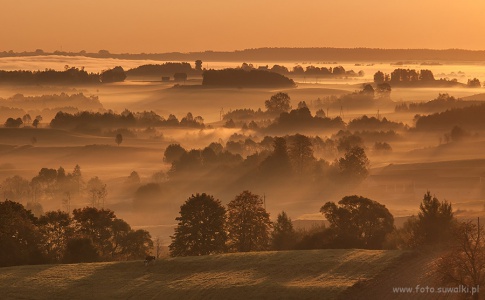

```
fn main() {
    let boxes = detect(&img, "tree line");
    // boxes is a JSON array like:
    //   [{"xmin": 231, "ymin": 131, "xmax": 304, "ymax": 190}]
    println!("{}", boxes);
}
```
[
  {"xmin": 202, "ymin": 69, "xmax": 295, "ymax": 87},
  {"xmin": 7, "ymin": 48, "xmax": 485, "ymax": 62},
  {"xmin": 239, "ymin": 62, "xmax": 364, "ymax": 78},
  {"xmin": 0, "ymin": 201, "xmax": 152, "ymax": 267},
  {"xmin": 374, "ymin": 69, "xmax": 481, "ymax": 87},
  {"xmin": 169, "ymin": 190, "xmax": 459, "ymax": 256},
  {"xmin": 49, "ymin": 110, "xmax": 204, "ymax": 132},
  {"xmin": 1, "ymin": 165, "xmax": 111, "ymax": 215},
  {"xmin": 0, "ymin": 66, "xmax": 126, "ymax": 85}
]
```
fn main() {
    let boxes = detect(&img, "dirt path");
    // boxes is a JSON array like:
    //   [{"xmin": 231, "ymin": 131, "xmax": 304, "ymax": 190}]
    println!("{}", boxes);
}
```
[{"xmin": 340, "ymin": 250, "xmax": 468, "ymax": 300}]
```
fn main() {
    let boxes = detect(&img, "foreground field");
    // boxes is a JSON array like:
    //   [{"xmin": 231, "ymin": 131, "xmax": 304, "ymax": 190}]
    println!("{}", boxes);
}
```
[{"xmin": 0, "ymin": 249, "xmax": 405, "ymax": 300}]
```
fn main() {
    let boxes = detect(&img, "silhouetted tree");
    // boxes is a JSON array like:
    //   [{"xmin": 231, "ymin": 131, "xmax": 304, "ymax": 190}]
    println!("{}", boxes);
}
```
[
  {"xmin": 38, "ymin": 210, "xmax": 73, "ymax": 263},
  {"xmin": 195, "ymin": 60, "xmax": 203, "ymax": 71},
  {"xmin": 115, "ymin": 133, "xmax": 123, "ymax": 146},
  {"xmin": 122, "ymin": 229, "xmax": 153, "ymax": 260},
  {"xmin": 265, "ymin": 92, "xmax": 291, "ymax": 114},
  {"xmin": 271, "ymin": 211, "xmax": 297, "ymax": 250},
  {"xmin": 361, "ymin": 84, "xmax": 375, "ymax": 98},
  {"xmin": 374, "ymin": 71, "xmax": 385, "ymax": 84},
  {"xmin": 71, "ymin": 207, "xmax": 115, "ymax": 259},
  {"xmin": 227, "ymin": 191, "xmax": 272, "ymax": 252},
  {"xmin": 126, "ymin": 171, "xmax": 141, "ymax": 186},
  {"xmin": 412, "ymin": 191, "xmax": 454, "ymax": 246},
  {"xmin": 260, "ymin": 137, "xmax": 292, "ymax": 176},
  {"xmin": 1, "ymin": 175, "xmax": 31, "ymax": 202},
  {"xmin": 320, "ymin": 195, "xmax": 394, "ymax": 249},
  {"xmin": 337, "ymin": 134, "xmax": 364, "ymax": 153},
  {"xmin": 163, "ymin": 144, "xmax": 187, "ymax": 163},
  {"xmin": 100, "ymin": 66, "xmax": 126, "ymax": 83},
  {"xmin": 437, "ymin": 220, "xmax": 485, "ymax": 300},
  {"xmin": 22, "ymin": 114, "xmax": 32, "ymax": 125},
  {"xmin": 419, "ymin": 69, "xmax": 435, "ymax": 82},
  {"xmin": 288, "ymin": 134, "xmax": 315, "ymax": 176},
  {"xmin": 32, "ymin": 119, "xmax": 39, "ymax": 128},
  {"xmin": 224, "ymin": 118, "xmax": 236, "ymax": 128},
  {"xmin": 169, "ymin": 193, "xmax": 227, "ymax": 257},
  {"xmin": 467, "ymin": 78, "xmax": 482, "ymax": 88},
  {"xmin": 376, "ymin": 83, "xmax": 392, "ymax": 99},
  {"xmin": 4, "ymin": 117, "xmax": 23, "ymax": 128},
  {"xmin": 86, "ymin": 177, "xmax": 108, "ymax": 208},
  {"xmin": 337, "ymin": 146, "xmax": 369, "ymax": 183},
  {"xmin": 315, "ymin": 109, "xmax": 326, "ymax": 118},
  {"xmin": 0, "ymin": 201, "xmax": 44, "ymax": 267},
  {"xmin": 450, "ymin": 126, "xmax": 467, "ymax": 142}
]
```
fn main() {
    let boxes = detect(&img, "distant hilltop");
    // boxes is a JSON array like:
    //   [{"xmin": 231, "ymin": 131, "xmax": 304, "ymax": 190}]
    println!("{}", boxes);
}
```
[{"xmin": 2, "ymin": 47, "xmax": 485, "ymax": 62}]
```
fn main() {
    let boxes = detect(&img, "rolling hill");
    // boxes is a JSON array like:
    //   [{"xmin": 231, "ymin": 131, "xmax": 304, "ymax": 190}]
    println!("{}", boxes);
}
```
[{"xmin": 0, "ymin": 249, "xmax": 406, "ymax": 300}]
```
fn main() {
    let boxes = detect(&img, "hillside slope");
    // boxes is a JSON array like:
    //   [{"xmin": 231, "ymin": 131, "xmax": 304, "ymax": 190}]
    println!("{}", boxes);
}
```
[{"xmin": 0, "ymin": 249, "xmax": 404, "ymax": 300}]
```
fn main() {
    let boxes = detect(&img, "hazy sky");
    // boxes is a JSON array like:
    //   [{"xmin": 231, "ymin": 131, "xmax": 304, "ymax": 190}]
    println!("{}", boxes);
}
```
[{"xmin": 1, "ymin": 0, "xmax": 484, "ymax": 53}]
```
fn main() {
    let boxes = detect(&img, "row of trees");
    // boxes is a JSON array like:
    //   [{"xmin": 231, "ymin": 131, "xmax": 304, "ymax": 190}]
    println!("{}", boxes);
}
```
[
  {"xmin": 223, "ymin": 91, "xmax": 397, "ymax": 134},
  {"xmin": 1, "ymin": 165, "xmax": 109, "ymax": 215},
  {"xmin": 169, "ymin": 191, "xmax": 271, "ymax": 256},
  {"xmin": 241, "ymin": 63, "xmax": 364, "ymax": 78},
  {"xmin": 374, "ymin": 69, "xmax": 477, "ymax": 87},
  {"xmin": 202, "ymin": 69, "xmax": 295, "ymax": 87},
  {"xmin": 165, "ymin": 133, "xmax": 370, "ymax": 186},
  {"xmin": 169, "ymin": 191, "xmax": 458, "ymax": 257},
  {"xmin": 49, "ymin": 110, "xmax": 204, "ymax": 132},
  {"xmin": 0, "ymin": 66, "xmax": 126, "ymax": 84},
  {"xmin": 4, "ymin": 114, "xmax": 43, "ymax": 128},
  {"xmin": 0, "ymin": 201, "xmax": 152, "ymax": 267}
]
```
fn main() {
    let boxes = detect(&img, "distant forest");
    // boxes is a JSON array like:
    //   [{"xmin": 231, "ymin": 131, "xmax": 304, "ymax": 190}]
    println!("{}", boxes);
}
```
[
  {"xmin": 202, "ymin": 69, "xmax": 295, "ymax": 87},
  {"xmin": 0, "ymin": 66, "xmax": 126, "ymax": 84},
  {"xmin": 3, "ymin": 48, "xmax": 485, "ymax": 61}
]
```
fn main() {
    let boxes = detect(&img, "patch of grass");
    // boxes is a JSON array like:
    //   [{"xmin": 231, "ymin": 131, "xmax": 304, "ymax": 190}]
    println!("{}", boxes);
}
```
[{"xmin": 0, "ymin": 249, "xmax": 405, "ymax": 300}]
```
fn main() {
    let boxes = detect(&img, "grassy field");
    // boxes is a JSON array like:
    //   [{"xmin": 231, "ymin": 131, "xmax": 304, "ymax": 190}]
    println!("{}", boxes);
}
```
[{"xmin": 0, "ymin": 249, "xmax": 405, "ymax": 300}]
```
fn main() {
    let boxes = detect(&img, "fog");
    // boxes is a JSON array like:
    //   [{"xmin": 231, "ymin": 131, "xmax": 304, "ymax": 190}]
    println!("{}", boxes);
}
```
[{"xmin": 2, "ymin": 56, "xmax": 485, "ymax": 244}]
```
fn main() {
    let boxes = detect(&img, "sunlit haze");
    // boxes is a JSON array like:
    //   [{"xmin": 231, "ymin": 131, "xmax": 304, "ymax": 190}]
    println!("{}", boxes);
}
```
[{"xmin": 1, "ymin": 0, "xmax": 485, "ymax": 53}]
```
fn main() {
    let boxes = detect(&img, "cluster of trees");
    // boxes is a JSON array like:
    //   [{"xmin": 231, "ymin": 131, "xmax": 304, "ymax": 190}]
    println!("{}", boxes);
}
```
[
  {"xmin": 1, "ymin": 165, "xmax": 110, "ymax": 214},
  {"xmin": 165, "ymin": 133, "xmax": 370, "ymax": 189},
  {"xmin": 264, "ymin": 105, "xmax": 345, "ymax": 133},
  {"xmin": 467, "ymin": 78, "xmax": 483, "ymax": 88},
  {"xmin": 0, "ymin": 93, "xmax": 102, "ymax": 126},
  {"xmin": 374, "ymin": 69, "xmax": 462, "ymax": 87},
  {"xmin": 125, "ymin": 62, "xmax": 198, "ymax": 77},
  {"xmin": 100, "ymin": 66, "xmax": 126, "ymax": 83},
  {"xmin": 0, "ymin": 66, "xmax": 126, "ymax": 85},
  {"xmin": 223, "ymin": 92, "xmax": 399, "ymax": 134},
  {"xmin": 49, "ymin": 110, "xmax": 204, "ymax": 133},
  {"xmin": 415, "ymin": 103, "xmax": 485, "ymax": 131},
  {"xmin": 395, "ymin": 93, "xmax": 485, "ymax": 113},
  {"xmin": 4, "ymin": 114, "xmax": 42, "ymax": 128},
  {"xmin": 172, "ymin": 191, "xmax": 461, "ymax": 257},
  {"xmin": 222, "ymin": 92, "xmax": 403, "ymax": 136},
  {"xmin": 0, "ymin": 93, "xmax": 102, "ymax": 112},
  {"xmin": 0, "ymin": 201, "xmax": 152, "ymax": 267},
  {"xmin": 242, "ymin": 63, "xmax": 363, "ymax": 78},
  {"xmin": 347, "ymin": 115, "xmax": 405, "ymax": 131},
  {"xmin": 169, "ymin": 192, "xmax": 272, "ymax": 256},
  {"xmin": 202, "ymin": 69, "xmax": 295, "ymax": 87},
  {"xmin": 297, "ymin": 192, "xmax": 454, "ymax": 251}
]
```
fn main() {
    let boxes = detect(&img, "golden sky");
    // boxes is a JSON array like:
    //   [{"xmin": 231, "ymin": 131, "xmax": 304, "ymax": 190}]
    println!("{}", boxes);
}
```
[{"xmin": 1, "ymin": 0, "xmax": 484, "ymax": 53}]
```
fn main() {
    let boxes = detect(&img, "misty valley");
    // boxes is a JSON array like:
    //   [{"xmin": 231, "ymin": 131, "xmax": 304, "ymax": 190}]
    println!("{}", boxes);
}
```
[{"xmin": 2, "ymin": 53, "xmax": 485, "ymax": 299}]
